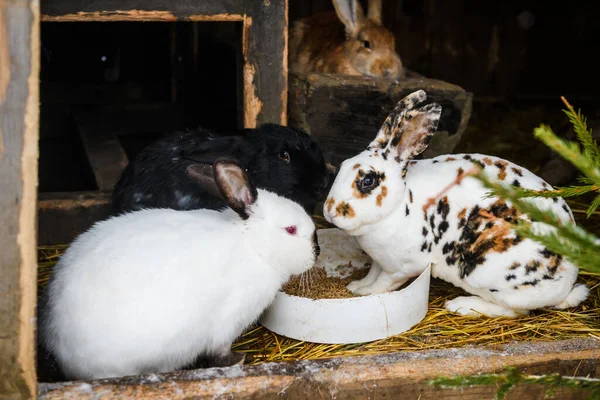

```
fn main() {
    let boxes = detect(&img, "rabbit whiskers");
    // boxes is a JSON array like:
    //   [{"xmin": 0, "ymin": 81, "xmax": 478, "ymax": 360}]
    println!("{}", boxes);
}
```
[{"xmin": 298, "ymin": 268, "xmax": 316, "ymax": 297}]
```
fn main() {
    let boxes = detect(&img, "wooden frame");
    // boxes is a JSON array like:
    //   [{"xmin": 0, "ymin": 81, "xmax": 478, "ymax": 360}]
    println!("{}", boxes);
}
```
[
  {"xmin": 37, "ymin": 338, "xmax": 600, "ymax": 399},
  {"xmin": 0, "ymin": 0, "xmax": 40, "ymax": 397},
  {"xmin": 40, "ymin": 0, "xmax": 288, "ymax": 128}
]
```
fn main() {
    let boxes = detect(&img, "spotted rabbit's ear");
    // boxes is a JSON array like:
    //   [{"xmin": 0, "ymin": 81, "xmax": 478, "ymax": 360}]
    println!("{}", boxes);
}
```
[
  {"xmin": 368, "ymin": 90, "xmax": 428, "ymax": 153},
  {"xmin": 389, "ymin": 102, "xmax": 442, "ymax": 162}
]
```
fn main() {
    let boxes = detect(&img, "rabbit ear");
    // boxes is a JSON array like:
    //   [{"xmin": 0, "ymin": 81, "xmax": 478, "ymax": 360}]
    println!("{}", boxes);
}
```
[
  {"xmin": 389, "ymin": 102, "xmax": 442, "ymax": 161},
  {"xmin": 182, "ymin": 136, "xmax": 246, "ymax": 165},
  {"xmin": 367, "ymin": 0, "xmax": 382, "ymax": 24},
  {"xmin": 213, "ymin": 159, "xmax": 258, "ymax": 220},
  {"xmin": 333, "ymin": 0, "xmax": 365, "ymax": 37},
  {"xmin": 368, "ymin": 90, "xmax": 428, "ymax": 151},
  {"xmin": 186, "ymin": 164, "xmax": 222, "ymax": 200}
]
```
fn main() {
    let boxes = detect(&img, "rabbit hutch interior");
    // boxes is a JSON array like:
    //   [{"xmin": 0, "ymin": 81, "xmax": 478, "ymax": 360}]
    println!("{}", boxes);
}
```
[{"xmin": 1, "ymin": 0, "xmax": 600, "ymax": 398}]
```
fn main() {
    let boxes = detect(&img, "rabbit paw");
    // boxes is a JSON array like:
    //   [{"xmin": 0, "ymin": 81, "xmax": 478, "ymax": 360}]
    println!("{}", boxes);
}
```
[
  {"xmin": 348, "ymin": 271, "xmax": 408, "ymax": 296},
  {"xmin": 347, "ymin": 263, "xmax": 384, "ymax": 294},
  {"xmin": 445, "ymin": 296, "xmax": 526, "ymax": 318},
  {"xmin": 347, "ymin": 280, "xmax": 367, "ymax": 293}
]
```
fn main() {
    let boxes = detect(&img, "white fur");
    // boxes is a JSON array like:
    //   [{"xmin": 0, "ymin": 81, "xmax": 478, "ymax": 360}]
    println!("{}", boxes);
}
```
[
  {"xmin": 324, "ymin": 91, "xmax": 588, "ymax": 318},
  {"xmin": 41, "ymin": 189, "xmax": 316, "ymax": 380}
]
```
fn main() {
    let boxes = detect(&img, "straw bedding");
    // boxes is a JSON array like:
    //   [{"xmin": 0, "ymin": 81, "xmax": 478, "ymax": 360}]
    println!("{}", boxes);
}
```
[{"xmin": 36, "ymin": 209, "xmax": 600, "ymax": 365}]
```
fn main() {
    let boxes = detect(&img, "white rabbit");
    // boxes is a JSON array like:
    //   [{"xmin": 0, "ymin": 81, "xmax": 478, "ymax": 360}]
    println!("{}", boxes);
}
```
[
  {"xmin": 40, "ymin": 159, "xmax": 318, "ymax": 380},
  {"xmin": 323, "ymin": 90, "xmax": 589, "ymax": 318}
]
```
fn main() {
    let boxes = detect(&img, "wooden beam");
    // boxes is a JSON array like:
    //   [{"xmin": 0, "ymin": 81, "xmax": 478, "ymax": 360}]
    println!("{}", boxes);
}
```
[
  {"xmin": 242, "ymin": 0, "xmax": 288, "ymax": 127},
  {"xmin": 288, "ymin": 72, "xmax": 472, "ymax": 166},
  {"xmin": 41, "ymin": 0, "xmax": 245, "ymax": 21},
  {"xmin": 0, "ymin": 0, "xmax": 40, "ymax": 397},
  {"xmin": 38, "ymin": 192, "xmax": 113, "ymax": 246},
  {"xmin": 37, "ymin": 338, "xmax": 600, "ymax": 399},
  {"xmin": 73, "ymin": 111, "xmax": 129, "ymax": 192}
]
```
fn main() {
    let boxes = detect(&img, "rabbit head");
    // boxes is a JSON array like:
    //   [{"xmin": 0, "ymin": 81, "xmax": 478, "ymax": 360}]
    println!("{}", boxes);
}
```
[
  {"xmin": 323, "ymin": 90, "xmax": 442, "ymax": 234},
  {"xmin": 334, "ymin": 0, "xmax": 403, "ymax": 79},
  {"xmin": 187, "ymin": 158, "xmax": 318, "ymax": 276},
  {"xmin": 242, "ymin": 124, "xmax": 331, "ymax": 213}
]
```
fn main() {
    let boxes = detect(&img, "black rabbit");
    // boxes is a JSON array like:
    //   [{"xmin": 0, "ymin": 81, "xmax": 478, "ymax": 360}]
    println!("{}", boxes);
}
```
[{"xmin": 112, "ymin": 124, "xmax": 331, "ymax": 214}]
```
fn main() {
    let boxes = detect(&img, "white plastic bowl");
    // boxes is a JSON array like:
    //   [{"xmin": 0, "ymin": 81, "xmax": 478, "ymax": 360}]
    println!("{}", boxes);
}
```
[{"xmin": 260, "ymin": 228, "xmax": 431, "ymax": 344}]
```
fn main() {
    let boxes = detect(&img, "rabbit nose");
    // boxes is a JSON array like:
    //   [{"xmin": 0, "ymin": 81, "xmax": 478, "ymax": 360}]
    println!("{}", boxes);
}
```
[{"xmin": 313, "ymin": 176, "xmax": 329, "ymax": 193}]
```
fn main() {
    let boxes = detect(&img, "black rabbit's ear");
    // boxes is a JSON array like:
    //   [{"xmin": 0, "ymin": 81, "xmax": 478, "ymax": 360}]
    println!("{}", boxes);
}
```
[
  {"xmin": 213, "ymin": 159, "xmax": 258, "ymax": 220},
  {"xmin": 186, "ymin": 164, "xmax": 222, "ymax": 200},
  {"xmin": 182, "ymin": 136, "xmax": 246, "ymax": 165}
]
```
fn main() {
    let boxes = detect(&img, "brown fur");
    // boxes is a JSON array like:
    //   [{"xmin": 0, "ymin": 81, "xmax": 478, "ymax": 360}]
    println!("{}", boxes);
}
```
[
  {"xmin": 352, "ymin": 181, "xmax": 369, "ymax": 199},
  {"xmin": 336, "ymin": 201, "xmax": 356, "ymax": 218},
  {"xmin": 511, "ymin": 167, "xmax": 523, "ymax": 176},
  {"xmin": 375, "ymin": 186, "xmax": 388, "ymax": 207},
  {"xmin": 289, "ymin": 3, "xmax": 403, "ymax": 79},
  {"xmin": 325, "ymin": 197, "xmax": 336, "ymax": 213},
  {"xmin": 494, "ymin": 160, "xmax": 509, "ymax": 181}
]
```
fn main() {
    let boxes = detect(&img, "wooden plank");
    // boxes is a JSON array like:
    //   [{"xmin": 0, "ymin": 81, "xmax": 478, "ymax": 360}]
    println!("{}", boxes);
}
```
[
  {"xmin": 0, "ymin": 0, "xmax": 40, "ymax": 397},
  {"xmin": 37, "ymin": 338, "xmax": 600, "ymax": 399},
  {"xmin": 289, "ymin": 72, "xmax": 472, "ymax": 166},
  {"xmin": 73, "ymin": 111, "xmax": 129, "ymax": 192},
  {"xmin": 243, "ymin": 0, "xmax": 288, "ymax": 127},
  {"xmin": 41, "ymin": 0, "xmax": 245, "ymax": 21},
  {"xmin": 37, "ymin": 192, "xmax": 113, "ymax": 246}
]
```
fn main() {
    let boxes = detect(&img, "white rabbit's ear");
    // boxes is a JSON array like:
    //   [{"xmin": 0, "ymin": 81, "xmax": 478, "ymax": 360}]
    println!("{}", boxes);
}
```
[
  {"xmin": 186, "ymin": 164, "xmax": 222, "ymax": 200},
  {"xmin": 390, "ymin": 102, "xmax": 442, "ymax": 161},
  {"xmin": 367, "ymin": 0, "xmax": 382, "ymax": 24},
  {"xmin": 333, "ymin": 0, "xmax": 365, "ymax": 37},
  {"xmin": 368, "ymin": 90, "xmax": 428, "ymax": 151},
  {"xmin": 213, "ymin": 159, "xmax": 258, "ymax": 220}
]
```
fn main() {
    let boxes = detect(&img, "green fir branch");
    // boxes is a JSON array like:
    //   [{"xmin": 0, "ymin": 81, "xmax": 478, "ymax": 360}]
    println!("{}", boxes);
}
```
[
  {"xmin": 561, "ymin": 96, "xmax": 600, "ymax": 165},
  {"xmin": 513, "ymin": 222, "xmax": 600, "ymax": 272},
  {"xmin": 588, "ymin": 194, "xmax": 600, "ymax": 218},
  {"xmin": 534, "ymin": 125, "xmax": 600, "ymax": 186},
  {"xmin": 429, "ymin": 366, "xmax": 600, "ymax": 400},
  {"xmin": 475, "ymin": 171, "xmax": 600, "ymax": 274},
  {"xmin": 492, "ymin": 185, "xmax": 599, "ymax": 200}
]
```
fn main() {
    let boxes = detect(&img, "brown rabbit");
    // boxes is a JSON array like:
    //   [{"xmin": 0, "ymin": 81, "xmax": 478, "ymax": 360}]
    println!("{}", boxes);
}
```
[{"xmin": 290, "ymin": 0, "xmax": 404, "ymax": 80}]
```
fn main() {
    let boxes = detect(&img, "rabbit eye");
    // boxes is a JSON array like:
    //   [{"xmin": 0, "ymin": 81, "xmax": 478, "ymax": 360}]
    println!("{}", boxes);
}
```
[
  {"xmin": 279, "ymin": 151, "xmax": 291, "ymax": 164},
  {"xmin": 358, "ymin": 172, "xmax": 379, "ymax": 192},
  {"xmin": 362, "ymin": 40, "xmax": 371, "ymax": 50}
]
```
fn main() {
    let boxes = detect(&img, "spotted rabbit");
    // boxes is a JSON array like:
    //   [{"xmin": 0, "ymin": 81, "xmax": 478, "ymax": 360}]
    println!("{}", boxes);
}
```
[{"xmin": 323, "ymin": 90, "xmax": 589, "ymax": 317}]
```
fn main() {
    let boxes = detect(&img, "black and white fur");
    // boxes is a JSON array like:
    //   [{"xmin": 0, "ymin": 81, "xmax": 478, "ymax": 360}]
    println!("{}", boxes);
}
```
[{"xmin": 323, "ymin": 90, "xmax": 589, "ymax": 318}]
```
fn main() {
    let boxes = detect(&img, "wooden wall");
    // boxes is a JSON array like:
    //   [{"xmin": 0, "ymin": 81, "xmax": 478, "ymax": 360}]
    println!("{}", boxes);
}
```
[
  {"xmin": 0, "ymin": 0, "xmax": 40, "ymax": 398},
  {"xmin": 290, "ymin": 0, "xmax": 600, "ymax": 98}
]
